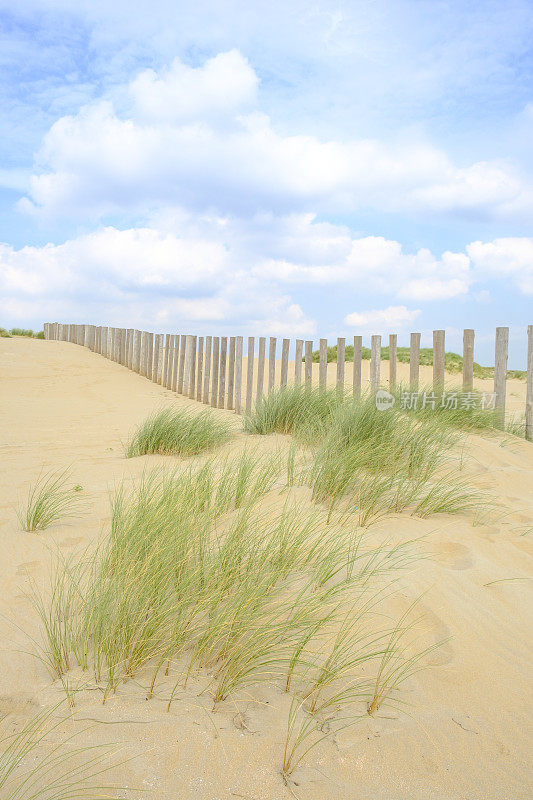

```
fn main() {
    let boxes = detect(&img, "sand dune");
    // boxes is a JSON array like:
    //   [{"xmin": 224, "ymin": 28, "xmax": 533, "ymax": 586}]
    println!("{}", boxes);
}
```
[{"xmin": 0, "ymin": 335, "xmax": 532, "ymax": 800}]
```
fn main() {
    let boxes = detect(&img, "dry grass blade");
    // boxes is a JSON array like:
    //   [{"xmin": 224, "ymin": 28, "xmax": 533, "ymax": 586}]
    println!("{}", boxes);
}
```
[
  {"xmin": 0, "ymin": 702, "xmax": 123, "ymax": 799},
  {"xmin": 18, "ymin": 470, "xmax": 81, "ymax": 532}
]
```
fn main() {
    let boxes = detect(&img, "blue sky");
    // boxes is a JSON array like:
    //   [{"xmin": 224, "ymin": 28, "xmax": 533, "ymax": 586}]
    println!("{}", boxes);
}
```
[{"xmin": 0, "ymin": 0, "xmax": 532, "ymax": 366}]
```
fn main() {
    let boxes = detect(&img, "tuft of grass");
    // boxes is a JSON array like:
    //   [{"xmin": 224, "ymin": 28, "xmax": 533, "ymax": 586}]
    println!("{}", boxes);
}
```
[
  {"xmin": 33, "ymin": 451, "xmax": 445, "ymax": 776},
  {"xmin": 18, "ymin": 470, "xmax": 81, "ymax": 532},
  {"xmin": 126, "ymin": 406, "xmax": 232, "ymax": 457},
  {"xmin": 391, "ymin": 384, "xmax": 500, "ymax": 432},
  {"xmin": 244, "ymin": 386, "xmax": 343, "ymax": 439},
  {"xmin": 0, "ymin": 702, "xmax": 122, "ymax": 799}
]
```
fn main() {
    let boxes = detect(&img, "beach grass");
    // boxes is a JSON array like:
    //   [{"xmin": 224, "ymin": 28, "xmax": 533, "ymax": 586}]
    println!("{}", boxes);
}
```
[
  {"xmin": 33, "ymin": 446, "xmax": 450, "ymax": 777},
  {"xmin": 0, "ymin": 702, "xmax": 121, "ymax": 799},
  {"xmin": 18, "ymin": 470, "xmax": 81, "ymax": 532},
  {"xmin": 125, "ymin": 406, "xmax": 232, "ymax": 457}
]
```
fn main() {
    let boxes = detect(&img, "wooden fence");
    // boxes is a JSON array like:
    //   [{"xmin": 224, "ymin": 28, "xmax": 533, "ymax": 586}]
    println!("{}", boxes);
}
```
[{"xmin": 43, "ymin": 323, "xmax": 533, "ymax": 441}]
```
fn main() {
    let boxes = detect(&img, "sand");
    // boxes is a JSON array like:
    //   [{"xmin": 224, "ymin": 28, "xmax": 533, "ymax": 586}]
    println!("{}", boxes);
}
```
[{"xmin": 0, "ymin": 335, "xmax": 532, "ymax": 800}]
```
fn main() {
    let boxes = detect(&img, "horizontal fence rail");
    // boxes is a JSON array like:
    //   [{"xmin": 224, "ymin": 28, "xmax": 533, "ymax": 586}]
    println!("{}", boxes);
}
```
[{"xmin": 42, "ymin": 323, "xmax": 533, "ymax": 440}]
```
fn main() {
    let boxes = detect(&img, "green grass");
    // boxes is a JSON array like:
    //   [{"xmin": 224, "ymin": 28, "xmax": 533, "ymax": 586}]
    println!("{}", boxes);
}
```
[
  {"xmin": 245, "ymin": 388, "xmax": 486, "ymax": 526},
  {"xmin": 391, "ymin": 384, "xmax": 500, "ymax": 431},
  {"xmin": 243, "ymin": 386, "xmax": 343, "ymax": 439},
  {"xmin": 310, "ymin": 344, "xmax": 526, "ymax": 380},
  {"xmin": 0, "ymin": 328, "xmax": 44, "ymax": 338},
  {"xmin": 34, "ymin": 451, "xmax": 442, "ymax": 779},
  {"xmin": 18, "ymin": 470, "xmax": 82, "ymax": 532},
  {"xmin": 125, "ymin": 406, "xmax": 232, "ymax": 457},
  {"xmin": 0, "ymin": 702, "xmax": 122, "ymax": 799}
]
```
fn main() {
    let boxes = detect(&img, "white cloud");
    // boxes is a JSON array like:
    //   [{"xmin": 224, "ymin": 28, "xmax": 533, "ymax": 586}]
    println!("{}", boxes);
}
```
[
  {"xmin": 19, "ymin": 52, "xmax": 533, "ymax": 222},
  {"xmin": 130, "ymin": 50, "xmax": 258, "ymax": 124},
  {"xmin": 345, "ymin": 305, "xmax": 421, "ymax": 330},
  {"xmin": 467, "ymin": 237, "xmax": 533, "ymax": 295}
]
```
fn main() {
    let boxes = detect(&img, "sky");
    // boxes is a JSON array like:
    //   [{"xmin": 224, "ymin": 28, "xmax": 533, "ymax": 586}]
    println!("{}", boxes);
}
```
[{"xmin": 0, "ymin": 0, "xmax": 532, "ymax": 366}]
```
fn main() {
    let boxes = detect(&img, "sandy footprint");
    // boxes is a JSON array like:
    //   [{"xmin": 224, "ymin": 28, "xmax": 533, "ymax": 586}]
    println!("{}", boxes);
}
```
[{"xmin": 431, "ymin": 541, "xmax": 473, "ymax": 570}]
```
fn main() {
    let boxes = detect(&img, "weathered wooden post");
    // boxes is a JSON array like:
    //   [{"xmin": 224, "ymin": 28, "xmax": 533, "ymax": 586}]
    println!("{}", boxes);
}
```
[
  {"xmin": 163, "ymin": 334, "xmax": 171, "ymax": 386},
  {"xmin": 494, "ymin": 326, "xmax": 509, "ymax": 429},
  {"xmin": 203, "ymin": 336, "xmax": 212, "ymax": 404},
  {"xmin": 319, "ymin": 339, "xmax": 328, "ymax": 391},
  {"xmin": 462, "ymin": 329, "xmax": 474, "ymax": 392},
  {"xmin": 172, "ymin": 336, "xmax": 180, "ymax": 392},
  {"xmin": 304, "ymin": 340, "xmax": 313, "ymax": 387},
  {"xmin": 294, "ymin": 339, "xmax": 303, "ymax": 385},
  {"xmin": 268, "ymin": 337, "xmax": 277, "ymax": 393},
  {"xmin": 235, "ymin": 336, "xmax": 243, "ymax": 414},
  {"xmin": 389, "ymin": 334, "xmax": 397, "ymax": 390},
  {"xmin": 211, "ymin": 337, "xmax": 220, "ymax": 408},
  {"xmin": 178, "ymin": 335, "xmax": 186, "ymax": 394},
  {"xmin": 101, "ymin": 327, "xmax": 108, "ymax": 358},
  {"xmin": 256, "ymin": 337, "xmax": 266, "ymax": 404},
  {"xmin": 433, "ymin": 329, "xmax": 445, "ymax": 390},
  {"xmin": 336, "ymin": 337, "xmax": 345, "ymax": 394},
  {"xmin": 227, "ymin": 336, "xmax": 236, "ymax": 409},
  {"xmin": 188, "ymin": 336, "xmax": 197, "ymax": 398},
  {"xmin": 152, "ymin": 334, "xmax": 162, "ymax": 382},
  {"xmin": 353, "ymin": 336, "xmax": 362, "ymax": 396},
  {"xmin": 370, "ymin": 335, "xmax": 381, "ymax": 391},
  {"xmin": 132, "ymin": 330, "xmax": 141, "ymax": 372},
  {"xmin": 410, "ymin": 332, "xmax": 421, "ymax": 389},
  {"xmin": 218, "ymin": 337, "xmax": 228, "ymax": 408},
  {"xmin": 246, "ymin": 337, "xmax": 255, "ymax": 412},
  {"xmin": 280, "ymin": 339, "xmax": 290, "ymax": 388},
  {"xmin": 526, "ymin": 325, "xmax": 533, "ymax": 442},
  {"xmin": 196, "ymin": 337, "xmax": 204, "ymax": 401}
]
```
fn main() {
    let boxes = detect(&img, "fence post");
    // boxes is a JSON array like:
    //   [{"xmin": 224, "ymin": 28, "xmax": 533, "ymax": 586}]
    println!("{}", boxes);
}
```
[
  {"xmin": 183, "ymin": 335, "xmax": 192, "ymax": 395},
  {"xmin": 494, "ymin": 326, "xmax": 509, "ymax": 428},
  {"xmin": 235, "ymin": 336, "xmax": 243, "ymax": 414},
  {"xmin": 211, "ymin": 337, "xmax": 220, "ymax": 408},
  {"xmin": 304, "ymin": 340, "xmax": 313, "ymax": 386},
  {"xmin": 336, "ymin": 338, "xmax": 345, "ymax": 394},
  {"xmin": 526, "ymin": 325, "xmax": 533, "ymax": 442},
  {"xmin": 177, "ymin": 335, "xmax": 185, "ymax": 393},
  {"xmin": 127, "ymin": 329, "xmax": 135, "ymax": 369},
  {"xmin": 370, "ymin": 335, "xmax": 381, "ymax": 391},
  {"xmin": 120, "ymin": 329, "xmax": 127, "ymax": 365},
  {"xmin": 162, "ymin": 334, "xmax": 171, "ymax": 386},
  {"xmin": 227, "ymin": 336, "xmax": 236, "ymax": 409},
  {"xmin": 196, "ymin": 337, "xmax": 204, "ymax": 401},
  {"xmin": 152, "ymin": 334, "xmax": 162, "ymax": 382},
  {"xmin": 280, "ymin": 339, "xmax": 290, "ymax": 388},
  {"xmin": 146, "ymin": 332, "xmax": 154, "ymax": 378},
  {"xmin": 203, "ymin": 336, "xmax": 212, "ymax": 404},
  {"xmin": 410, "ymin": 332, "xmax": 421, "ymax": 389},
  {"xmin": 389, "ymin": 334, "xmax": 397, "ymax": 390},
  {"xmin": 294, "ymin": 339, "xmax": 303, "ymax": 385},
  {"xmin": 462, "ymin": 329, "xmax": 474, "ymax": 392},
  {"xmin": 218, "ymin": 337, "xmax": 228, "ymax": 408},
  {"xmin": 246, "ymin": 337, "xmax": 255, "ymax": 412},
  {"xmin": 433, "ymin": 330, "xmax": 445, "ymax": 390},
  {"xmin": 132, "ymin": 330, "xmax": 141, "ymax": 372},
  {"xmin": 319, "ymin": 339, "xmax": 328, "ymax": 391},
  {"xmin": 171, "ymin": 336, "xmax": 180, "ymax": 392},
  {"xmin": 101, "ymin": 327, "xmax": 108, "ymax": 358},
  {"xmin": 268, "ymin": 337, "xmax": 277, "ymax": 393},
  {"xmin": 256, "ymin": 337, "xmax": 266, "ymax": 404},
  {"xmin": 353, "ymin": 336, "xmax": 362, "ymax": 396},
  {"xmin": 189, "ymin": 336, "xmax": 197, "ymax": 398}
]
